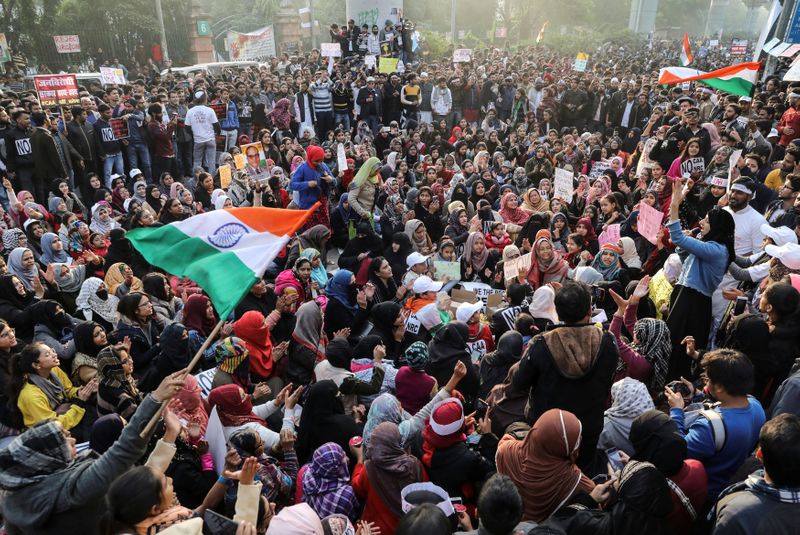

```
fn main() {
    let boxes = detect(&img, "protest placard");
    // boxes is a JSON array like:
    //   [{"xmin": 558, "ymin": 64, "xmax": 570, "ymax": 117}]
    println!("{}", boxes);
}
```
[
  {"xmin": 503, "ymin": 252, "xmax": 532, "ymax": 283},
  {"xmin": 461, "ymin": 282, "xmax": 505, "ymax": 312},
  {"xmin": 553, "ymin": 167, "xmax": 574, "ymax": 202},
  {"xmin": 109, "ymin": 118, "xmax": 129, "ymax": 139},
  {"xmin": 100, "ymin": 66, "xmax": 126, "ymax": 85},
  {"xmin": 240, "ymin": 142, "xmax": 265, "ymax": 170},
  {"xmin": 379, "ymin": 57, "xmax": 399, "ymax": 73},
  {"xmin": 53, "ymin": 35, "xmax": 81, "ymax": 54},
  {"xmin": 598, "ymin": 223, "xmax": 621, "ymax": 246},
  {"xmin": 233, "ymin": 153, "xmax": 246, "ymax": 170},
  {"xmin": 637, "ymin": 201, "xmax": 662, "ymax": 245},
  {"xmin": 452, "ymin": 49, "xmax": 472, "ymax": 63},
  {"xmin": 679, "ymin": 156, "xmax": 705, "ymax": 177},
  {"xmin": 573, "ymin": 52, "xmax": 589, "ymax": 72},
  {"xmin": 337, "ymin": 143, "xmax": 348, "ymax": 173},
  {"xmin": 210, "ymin": 102, "xmax": 226, "ymax": 121},
  {"xmin": 33, "ymin": 74, "xmax": 80, "ymax": 107},
  {"xmin": 364, "ymin": 55, "xmax": 377, "ymax": 69},
  {"xmin": 0, "ymin": 34, "xmax": 10, "ymax": 63},
  {"xmin": 320, "ymin": 42, "xmax": 342, "ymax": 57},
  {"xmin": 727, "ymin": 149, "xmax": 742, "ymax": 192},
  {"xmin": 434, "ymin": 260, "xmax": 461, "ymax": 282},
  {"xmin": 219, "ymin": 164, "xmax": 232, "ymax": 189}
]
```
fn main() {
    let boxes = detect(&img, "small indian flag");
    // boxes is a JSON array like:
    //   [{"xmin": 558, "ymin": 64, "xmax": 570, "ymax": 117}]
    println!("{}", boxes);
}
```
[
  {"xmin": 680, "ymin": 32, "xmax": 693, "ymax": 66},
  {"xmin": 657, "ymin": 61, "xmax": 760, "ymax": 97},
  {"xmin": 127, "ymin": 204, "xmax": 319, "ymax": 318},
  {"xmin": 536, "ymin": 21, "xmax": 549, "ymax": 44}
]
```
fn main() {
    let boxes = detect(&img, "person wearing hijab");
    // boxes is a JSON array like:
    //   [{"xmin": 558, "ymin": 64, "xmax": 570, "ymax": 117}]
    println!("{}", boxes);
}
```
[
  {"xmin": 291, "ymin": 145, "xmax": 334, "ymax": 230},
  {"xmin": 620, "ymin": 235, "xmax": 643, "ymax": 274},
  {"xmin": 461, "ymin": 231, "xmax": 499, "ymax": 284},
  {"xmin": 383, "ymin": 232, "xmax": 413, "ymax": 285},
  {"xmin": 528, "ymin": 284, "xmax": 558, "ymax": 332},
  {"xmin": 7, "ymin": 247, "xmax": 41, "ymax": 292},
  {"xmin": 96, "ymin": 344, "xmax": 143, "ymax": 419},
  {"xmin": 598, "ymin": 377, "xmax": 655, "ymax": 455},
  {"xmin": 211, "ymin": 336, "xmax": 260, "ymax": 396},
  {"xmin": 348, "ymin": 156, "xmax": 382, "ymax": 223},
  {"xmin": 31, "ymin": 299, "xmax": 79, "ymax": 361},
  {"xmin": 629, "ymin": 410, "xmax": 708, "ymax": 532},
  {"xmin": 499, "ymin": 191, "xmax": 531, "ymax": 234},
  {"xmin": 181, "ymin": 293, "xmax": 217, "ymax": 352},
  {"xmin": 168, "ymin": 373, "xmax": 209, "ymax": 437},
  {"xmin": 301, "ymin": 442, "xmax": 360, "ymax": 522},
  {"xmin": 233, "ymin": 310, "xmax": 283, "ymax": 391},
  {"xmin": 70, "ymin": 321, "xmax": 108, "ymax": 385},
  {"xmin": 552, "ymin": 461, "xmax": 674, "ymax": 535},
  {"xmin": 526, "ymin": 236, "xmax": 569, "ymax": 289},
  {"xmin": 575, "ymin": 216, "xmax": 599, "ymax": 254},
  {"xmin": 88, "ymin": 202, "xmax": 120, "ymax": 237},
  {"xmin": 285, "ymin": 300, "xmax": 326, "ymax": 386},
  {"xmin": 478, "ymin": 331, "xmax": 524, "ymax": 400},
  {"xmin": 207, "ymin": 383, "xmax": 296, "ymax": 452},
  {"xmin": 295, "ymin": 380, "xmax": 361, "ymax": 464},
  {"xmin": 404, "ymin": 218, "xmax": 433, "ymax": 254},
  {"xmin": 300, "ymin": 247, "xmax": 329, "ymax": 290},
  {"xmin": 275, "ymin": 257, "xmax": 313, "ymax": 309},
  {"xmin": 0, "ymin": 273, "xmax": 41, "ymax": 341},
  {"xmin": 104, "ymin": 262, "xmax": 143, "ymax": 298},
  {"xmin": 39, "ymin": 232, "xmax": 71, "ymax": 266},
  {"xmin": 496, "ymin": 408, "xmax": 595, "ymax": 522},
  {"xmin": 521, "ymin": 187, "xmax": 550, "ymax": 213},
  {"xmin": 142, "ymin": 272, "xmax": 183, "ymax": 329},
  {"xmin": 591, "ymin": 242, "xmax": 629, "ymax": 285},
  {"xmin": 286, "ymin": 224, "xmax": 331, "ymax": 270},
  {"xmin": 314, "ymin": 337, "xmax": 385, "ymax": 415},
  {"xmin": 104, "ymin": 228, "xmax": 150, "ymax": 277},
  {"xmin": 323, "ymin": 269, "xmax": 372, "ymax": 339},
  {"xmin": 444, "ymin": 208, "xmax": 470, "ymax": 251},
  {"xmin": 425, "ymin": 321, "xmax": 479, "ymax": 400},
  {"xmin": 89, "ymin": 413, "xmax": 125, "ymax": 454},
  {"xmin": 352, "ymin": 422, "xmax": 427, "ymax": 534},
  {"xmin": 338, "ymin": 221, "xmax": 384, "ymax": 275},
  {"xmin": 330, "ymin": 193, "xmax": 354, "ymax": 247}
]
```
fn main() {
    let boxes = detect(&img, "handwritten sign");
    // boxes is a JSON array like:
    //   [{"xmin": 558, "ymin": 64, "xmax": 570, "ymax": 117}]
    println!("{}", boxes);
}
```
[
  {"xmin": 100, "ymin": 67, "xmax": 126, "ymax": 85},
  {"xmin": 598, "ymin": 223, "xmax": 621, "ymax": 247},
  {"xmin": 321, "ymin": 42, "xmax": 342, "ymax": 57},
  {"xmin": 452, "ymin": 49, "xmax": 472, "ymax": 63},
  {"xmin": 573, "ymin": 52, "xmax": 589, "ymax": 72},
  {"xmin": 503, "ymin": 252, "xmax": 532, "ymax": 283},
  {"xmin": 637, "ymin": 201, "xmax": 662, "ymax": 245},
  {"xmin": 379, "ymin": 57, "xmax": 399, "ymax": 74},
  {"xmin": 53, "ymin": 35, "xmax": 81, "ymax": 54},
  {"xmin": 33, "ymin": 74, "xmax": 80, "ymax": 107},
  {"xmin": 461, "ymin": 282, "xmax": 504, "ymax": 311},
  {"xmin": 364, "ymin": 54, "xmax": 377, "ymax": 69},
  {"xmin": 219, "ymin": 164, "xmax": 232, "ymax": 190},
  {"xmin": 109, "ymin": 118, "xmax": 129, "ymax": 139},
  {"xmin": 434, "ymin": 260, "xmax": 461, "ymax": 281},
  {"xmin": 404, "ymin": 312, "xmax": 421, "ymax": 334},
  {"xmin": 553, "ymin": 167, "xmax": 574, "ymax": 202},
  {"xmin": 467, "ymin": 339, "xmax": 487, "ymax": 364},
  {"xmin": 233, "ymin": 153, "xmax": 246, "ymax": 170},
  {"xmin": 679, "ymin": 156, "xmax": 705, "ymax": 177},
  {"xmin": 337, "ymin": 143, "xmax": 348, "ymax": 172}
]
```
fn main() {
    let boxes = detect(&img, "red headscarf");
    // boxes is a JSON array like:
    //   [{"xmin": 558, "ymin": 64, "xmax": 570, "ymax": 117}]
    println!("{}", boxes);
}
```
[
  {"xmin": 306, "ymin": 145, "xmax": 325, "ymax": 169},
  {"xmin": 499, "ymin": 191, "xmax": 531, "ymax": 226},
  {"xmin": 207, "ymin": 384, "xmax": 265, "ymax": 427},
  {"xmin": 182, "ymin": 294, "xmax": 217, "ymax": 338},
  {"xmin": 576, "ymin": 217, "xmax": 598, "ymax": 242},
  {"xmin": 233, "ymin": 310, "xmax": 274, "ymax": 379},
  {"xmin": 448, "ymin": 126, "xmax": 462, "ymax": 145},
  {"xmin": 168, "ymin": 374, "xmax": 209, "ymax": 436}
]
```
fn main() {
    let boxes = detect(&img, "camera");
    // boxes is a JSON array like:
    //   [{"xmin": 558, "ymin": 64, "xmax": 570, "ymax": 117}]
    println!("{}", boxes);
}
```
[{"xmin": 657, "ymin": 380, "xmax": 692, "ymax": 404}]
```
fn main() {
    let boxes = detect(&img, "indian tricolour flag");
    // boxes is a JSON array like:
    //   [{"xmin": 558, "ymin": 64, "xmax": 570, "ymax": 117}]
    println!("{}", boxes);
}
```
[
  {"xmin": 657, "ymin": 61, "xmax": 761, "ymax": 97},
  {"xmin": 680, "ymin": 32, "xmax": 693, "ymax": 66},
  {"xmin": 127, "ymin": 204, "xmax": 319, "ymax": 318}
]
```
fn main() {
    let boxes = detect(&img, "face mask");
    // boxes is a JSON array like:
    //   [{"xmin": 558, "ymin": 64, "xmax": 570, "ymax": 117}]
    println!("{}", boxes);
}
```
[{"xmin": 96, "ymin": 289, "xmax": 109, "ymax": 300}]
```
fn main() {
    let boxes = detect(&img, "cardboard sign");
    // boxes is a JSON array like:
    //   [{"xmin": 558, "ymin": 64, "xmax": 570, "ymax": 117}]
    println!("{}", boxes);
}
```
[
  {"xmin": 573, "ymin": 52, "xmax": 589, "ymax": 72},
  {"xmin": 553, "ymin": 167, "xmax": 574, "ymax": 202},
  {"xmin": 378, "ymin": 57, "xmax": 399, "ymax": 74},
  {"xmin": 467, "ymin": 339, "xmax": 487, "ymax": 363},
  {"xmin": 210, "ymin": 102, "xmax": 227, "ymax": 121},
  {"xmin": 53, "ymin": 35, "xmax": 81, "ymax": 54},
  {"xmin": 461, "ymin": 282, "xmax": 504, "ymax": 312},
  {"xmin": 434, "ymin": 260, "xmax": 461, "ymax": 281},
  {"xmin": 680, "ymin": 156, "xmax": 705, "ymax": 177},
  {"xmin": 233, "ymin": 153, "xmax": 246, "ymax": 170},
  {"xmin": 453, "ymin": 49, "xmax": 472, "ymax": 63},
  {"xmin": 33, "ymin": 74, "xmax": 80, "ymax": 106},
  {"xmin": 637, "ymin": 201, "xmax": 662, "ymax": 245},
  {"xmin": 597, "ymin": 223, "xmax": 621, "ymax": 247},
  {"xmin": 109, "ymin": 118, "xmax": 129, "ymax": 139},
  {"xmin": 219, "ymin": 164, "xmax": 232, "ymax": 189},
  {"xmin": 503, "ymin": 252, "xmax": 532, "ymax": 283},
  {"xmin": 100, "ymin": 66, "xmax": 126, "ymax": 85},
  {"xmin": 321, "ymin": 42, "xmax": 342, "ymax": 57}
]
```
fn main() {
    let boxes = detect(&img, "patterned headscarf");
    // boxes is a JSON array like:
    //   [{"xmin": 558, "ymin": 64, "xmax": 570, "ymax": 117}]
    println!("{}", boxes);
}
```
[
  {"xmin": 630, "ymin": 318, "xmax": 672, "ymax": 390},
  {"xmin": 403, "ymin": 341, "xmax": 430, "ymax": 370},
  {"xmin": 0, "ymin": 420, "xmax": 75, "ymax": 490},
  {"xmin": 214, "ymin": 336, "xmax": 250, "ymax": 388},
  {"xmin": 302, "ymin": 442, "xmax": 359, "ymax": 521}
]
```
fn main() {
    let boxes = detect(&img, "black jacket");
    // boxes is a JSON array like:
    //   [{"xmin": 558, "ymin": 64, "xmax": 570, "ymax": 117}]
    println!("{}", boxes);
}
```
[
  {"xmin": 31, "ymin": 128, "xmax": 68, "ymax": 185},
  {"xmin": 66, "ymin": 119, "xmax": 100, "ymax": 162},
  {"xmin": 5, "ymin": 125, "xmax": 34, "ymax": 172},
  {"xmin": 510, "ymin": 324, "xmax": 618, "ymax": 469}
]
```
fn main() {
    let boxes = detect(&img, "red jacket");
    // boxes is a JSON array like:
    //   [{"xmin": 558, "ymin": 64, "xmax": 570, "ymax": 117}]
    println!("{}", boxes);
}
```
[
  {"xmin": 352, "ymin": 461, "xmax": 428, "ymax": 535},
  {"xmin": 778, "ymin": 105, "xmax": 800, "ymax": 146}
]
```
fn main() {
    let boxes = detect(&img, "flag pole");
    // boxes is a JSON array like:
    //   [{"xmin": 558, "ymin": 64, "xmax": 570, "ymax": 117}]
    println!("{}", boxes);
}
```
[{"xmin": 139, "ymin": 318, "xmax": 226, "ymax": 438}]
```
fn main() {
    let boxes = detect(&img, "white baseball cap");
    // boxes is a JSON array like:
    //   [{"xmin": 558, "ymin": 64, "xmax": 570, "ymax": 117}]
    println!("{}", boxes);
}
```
[
  {"xmin": 129, "ymin": 168, "xmax": 143, "ymax": 179},
  {"xmin": 110, "ymin": 173, "xmax": 124, "ymax": 182},
  {"xmin": 406, "ymin": 252, "xmax": 428, "ymax": 268},
  {"xmin": 761, "ymin": 223, "xmax": 798, "ymax": 247},
  {"xmin": 456, "ymin": 301, "xmax": 483, "ymax": 322},
  {"xmin": 413, "ymin": 275, "xmax": 443, "ymax": 294},
  {"xmin": 765, "ymin": 242, "xmax": 800, "ymax": 270}
]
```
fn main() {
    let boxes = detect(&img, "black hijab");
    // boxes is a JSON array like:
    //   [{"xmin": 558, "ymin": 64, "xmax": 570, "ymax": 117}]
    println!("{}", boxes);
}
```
[
  {"xmin": 427, "ymin": 321, "xmax": 470, "ymax": 366},
  {"xmin": 514, "ymin": 213, "xmax": 550, "ymax": 247},
  {"xmin": 295, "ymin": 379, "xmax": 359, "ymax": 464},
  {"xmin": 0, "ymin": 274, "xmax": 35, "ymax": 310},
  {"xmin": 104, "ymin": 228, "xmax": 149, "ymax": 277},
  {"xmin": 383, "ymin": 232, "xmax": 413, "ymax": 285},
  {"xmin": 89, "ymin": 413, "xmax": 125, "ymax": 453},
  {"xmin": 629, "ymin": 410, "xmax": 687, "ymax": 477},
  {"xmin": 325, "ymin": 336, "xmax": 352, "ymax": 370},
  {"xmin": 74, "ymin": 321, "xmax": 105, "ymax": 358},
  {"xmin": 36, "ymin": 299, "xmax": 73, "ymax": 335},
  {"xmin": 352, "ymin": 335, "xmax": 384, "ymax": 361},
  {"xmin": 703, "ymin": 206, "xmax": 735, "ymax": 266},
  {"xmin": 157, "ymin": 323, "xmax": 190, "ymax": 375}
]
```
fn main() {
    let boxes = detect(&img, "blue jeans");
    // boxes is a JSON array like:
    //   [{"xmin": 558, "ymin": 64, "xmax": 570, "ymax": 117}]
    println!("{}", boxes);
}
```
[
  {"xmin": 102, "ymin": 152, "xmax": 124, "ymax": 188},
  {"xmin": 334, "ymin": 112, "xmax": 351, "ymax": 133},
  {"xmin": 193, "ymin": 139, "xmax": 217, "ymax": 176},
  {"xmin": 126, "ymin": 142, "xmax": 152, "ymax": 183}
]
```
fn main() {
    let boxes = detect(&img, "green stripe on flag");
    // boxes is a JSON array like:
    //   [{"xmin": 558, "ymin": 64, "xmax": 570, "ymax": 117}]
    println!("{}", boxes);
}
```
[
  {"xmin": 127, "ymin": 225, "xmax": 259, "ymax": 319},
  {"xmin": 696, "ymin": 77, "xmax": 754, "ymax": 97}
]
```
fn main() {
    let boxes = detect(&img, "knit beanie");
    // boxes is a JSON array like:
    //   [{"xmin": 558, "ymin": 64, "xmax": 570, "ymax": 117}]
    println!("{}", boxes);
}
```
[{"xmin": 404, "ymin": 342, "xmax": 430, "ymax": 370}]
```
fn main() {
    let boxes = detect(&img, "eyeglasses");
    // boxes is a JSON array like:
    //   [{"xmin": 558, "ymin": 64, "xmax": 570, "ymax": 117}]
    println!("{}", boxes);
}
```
[{"xmin": 138, "ymin": 300, "xmax": 152, "ymax": 308}]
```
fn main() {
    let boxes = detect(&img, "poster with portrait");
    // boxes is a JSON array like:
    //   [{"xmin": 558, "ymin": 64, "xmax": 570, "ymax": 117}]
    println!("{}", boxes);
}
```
[{"xmin": 239, "ymin": 141, "xmax": 266, "ymax": 172}]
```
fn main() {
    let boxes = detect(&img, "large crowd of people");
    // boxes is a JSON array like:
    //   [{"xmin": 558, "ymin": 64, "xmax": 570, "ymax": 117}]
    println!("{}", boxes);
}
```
[{"xmin": 0, "ymin": 22, "xmax": 798, "ymax": 535}]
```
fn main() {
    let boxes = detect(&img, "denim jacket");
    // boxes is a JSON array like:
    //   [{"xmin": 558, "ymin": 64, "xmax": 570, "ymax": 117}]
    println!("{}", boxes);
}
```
[{"xmin": 667, "ymin": 219, "xmax": 729, "ymax": 297}]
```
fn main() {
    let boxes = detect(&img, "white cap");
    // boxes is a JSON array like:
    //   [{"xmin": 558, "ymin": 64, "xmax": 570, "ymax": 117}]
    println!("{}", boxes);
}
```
[
  {"xmin": 366, "ymin": 76, "xmax": 375, "ymax": 82},
  {"xmin": 413, "ymin": 275, "xmax": 443, "ymax": 294},
  {"xmin": 406, "ymin": 252, "xmax": 428, "ymax": 268},
  {"xmin": 761, "ymin": 223, "xmax": 799, "ymax": 247},
  {"xmin": 420, "ymin": 71, "xmax": 429, "ymax": 78},
  {"xmin": 109, "ymin": 173, "xmax": 124, "ymax": 181},
  {"xmin": 194, "ymin": 90, "xmax": 205, "ymax": 100},
  {"xmin": 456, "ymin": 301, "xmax": 483, "ymax": 322},
  {"xmin": 739, "ymin": 96, "xmax": 752, "ymax": 103},
  {"xmin": 129, "ymin": 168, "xmax": 143, "ymax": 179},
  {"xmin": 765, "ymin": 242, "xmax": 800, "ymax": 269},
  {"xmin": 768, "ymin": 128, "xmax": 780, "ymax": 138}
]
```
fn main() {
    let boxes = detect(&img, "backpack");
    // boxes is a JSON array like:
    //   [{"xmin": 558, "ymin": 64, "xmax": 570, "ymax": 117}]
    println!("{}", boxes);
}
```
[{"xmin": 685, "ymin": 401, "xmax": 727, "ymax": 452}]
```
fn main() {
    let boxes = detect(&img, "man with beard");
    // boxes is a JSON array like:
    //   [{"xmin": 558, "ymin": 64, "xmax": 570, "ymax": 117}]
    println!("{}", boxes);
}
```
[
  {"xmin": 698, "ymin": 87, "xmax": 715, "ymax": 122},
  {"xmin": 668, "ymin": 106, "xmax": 711, "ymax": 156},
  {"xmin": 764, "ymin": 173, "xmax": 800, "ymax": 228},
  {"xmin": 560, "ymin": 77, "xmax": 588, "ymax": 130},
  {"xmin": 777, "ymin": 92, "xmax": 800, "ymax": 147},
  {"xmin": 586, "ymin": 82, "xmax": 608, "ymax": 132},
  {"xmin": 764, "ymin": 147, "xmax": 798, "ymax": 192},
  {"xmin": 527, "ymin": 77, "xmax": 544, "ymax": 116}
]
